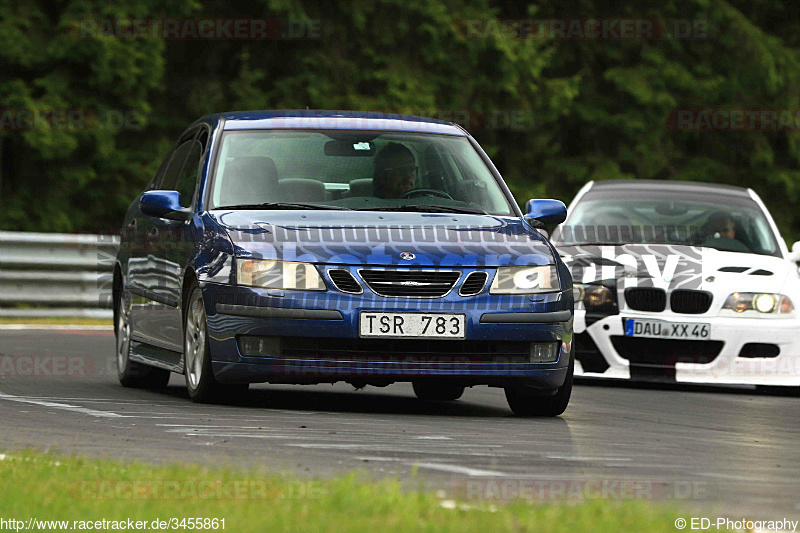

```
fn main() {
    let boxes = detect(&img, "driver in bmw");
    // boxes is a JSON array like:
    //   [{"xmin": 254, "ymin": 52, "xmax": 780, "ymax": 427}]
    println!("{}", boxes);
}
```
[{"xmin": 374, "ymin": 142, "xmax": 418, "ymax": 199}]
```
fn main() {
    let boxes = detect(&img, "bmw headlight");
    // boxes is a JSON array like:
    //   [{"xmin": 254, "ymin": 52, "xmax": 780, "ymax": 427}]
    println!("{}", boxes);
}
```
[
  {"xmin": 236, "ymin": 259, "xmax": 326, "ymax": 291},
  {"xmin": 489, "ymin": 265, "xmax": 560, "ymax": 295},
  {"xmin": 573, "ymin": 283, "xmax": 616, "ymax": 312},
  {"xmin": 722, "ymin": 292, "xmax": 794, "ymax": 314}
]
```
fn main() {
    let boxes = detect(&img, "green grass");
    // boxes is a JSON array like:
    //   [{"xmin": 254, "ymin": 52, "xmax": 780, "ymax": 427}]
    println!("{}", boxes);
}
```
[
  {"xmin": 0, "ymin": 317, "xmax": 112, "ymax": 326},
  {"xmin": 0, "ymin": 450, "xmax": 718, "ymax": 532}
]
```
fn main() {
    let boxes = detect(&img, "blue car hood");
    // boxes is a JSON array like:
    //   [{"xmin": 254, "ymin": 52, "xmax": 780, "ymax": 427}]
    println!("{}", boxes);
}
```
[{"xmin": 209, "ymin": 210, "xmax": 555, "ymax": 267}]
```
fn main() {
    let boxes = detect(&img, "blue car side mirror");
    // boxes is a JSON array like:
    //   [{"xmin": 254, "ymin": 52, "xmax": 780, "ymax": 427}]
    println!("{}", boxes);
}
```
[
  {"xmin": 524, "ymin": 199, "xmax": 567, "ymax": 228},
  {"xmin": 140, "ymin": 190, "xmax": 192, "ymax": 221}
]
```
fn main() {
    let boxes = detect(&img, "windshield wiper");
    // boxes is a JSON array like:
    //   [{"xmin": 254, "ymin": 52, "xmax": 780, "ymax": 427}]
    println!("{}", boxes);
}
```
[
  {"xmin": 216, "ymin": 202, "xmax": 352, "ymax": 211},
  {"xmin": 557, "ymin": 242, "xmax": 625, "ymax": 246},
  {"xmin": 358, "ymin": 205, "xmax": 488, "ymax": 215},
  {"xmin": 559, "ymin": 241, "xmax": 689, "ymax": 247}
]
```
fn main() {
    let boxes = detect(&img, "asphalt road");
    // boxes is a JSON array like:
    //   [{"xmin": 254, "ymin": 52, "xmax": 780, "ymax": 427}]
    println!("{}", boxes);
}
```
[{"xmin": 0, "ymin": 327, "xmax": 798, "ymax": 521}]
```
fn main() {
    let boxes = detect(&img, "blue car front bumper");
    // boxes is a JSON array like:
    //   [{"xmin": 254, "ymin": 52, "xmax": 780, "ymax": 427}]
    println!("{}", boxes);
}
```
[{"xmin": 202, "ymin": 281, "xmax": 573, "ymax": 389}]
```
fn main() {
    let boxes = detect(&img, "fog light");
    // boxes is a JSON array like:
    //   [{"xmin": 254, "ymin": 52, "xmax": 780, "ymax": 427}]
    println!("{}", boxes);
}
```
[
  {"xmin": 238, "ymin": 336, "xmax": 281, "ymax": 357},
  {"xmin": 530, "ymin": 342, "xmax": 559, "ymax": 363}
]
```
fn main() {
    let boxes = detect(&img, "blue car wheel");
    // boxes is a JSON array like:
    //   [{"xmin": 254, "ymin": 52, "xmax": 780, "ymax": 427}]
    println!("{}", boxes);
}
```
[
  {"xmin": 184, "ymin": 283, "xmax": 248, "ymax": 403},
  {"xmin": 115, "ymin": 292, "xmax": 170, "ymax": 389}
]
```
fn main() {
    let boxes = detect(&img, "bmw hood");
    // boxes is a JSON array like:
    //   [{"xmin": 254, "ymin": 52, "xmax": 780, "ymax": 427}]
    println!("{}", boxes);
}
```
[
  {"xmin": 557, "ymin": 244, "xmax": 795, "ymax": 294},
  {"xmin": 209, "ymin": 210, "xmax": 556, "ymax": 267}
]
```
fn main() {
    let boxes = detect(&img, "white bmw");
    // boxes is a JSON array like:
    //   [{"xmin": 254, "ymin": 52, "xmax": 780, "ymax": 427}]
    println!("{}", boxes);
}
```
[{"xmin": 552, "ymin": 180, "xmax": 800, "ymax": 388}]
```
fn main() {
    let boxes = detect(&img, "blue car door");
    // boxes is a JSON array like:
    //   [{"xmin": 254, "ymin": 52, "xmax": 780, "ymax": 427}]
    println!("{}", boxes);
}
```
[
  {"xmin": 147, "ymin": 126, "xmax": 209, "ymax": 350},
  {"xmin": 127, "ymin": 143, "xmax": 181, "ymax": 345}
]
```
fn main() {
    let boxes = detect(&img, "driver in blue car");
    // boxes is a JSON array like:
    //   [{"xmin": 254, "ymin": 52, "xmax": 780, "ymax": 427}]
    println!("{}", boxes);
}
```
[{"xmin": 374, "ymin": 142, "xmax": 418, "ymax": 199}]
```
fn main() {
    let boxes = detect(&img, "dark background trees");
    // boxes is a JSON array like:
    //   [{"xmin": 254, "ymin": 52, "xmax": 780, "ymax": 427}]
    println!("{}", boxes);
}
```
[{"xmin": 2, "ymin": 0, "xmax": 799, "ymax": 242}]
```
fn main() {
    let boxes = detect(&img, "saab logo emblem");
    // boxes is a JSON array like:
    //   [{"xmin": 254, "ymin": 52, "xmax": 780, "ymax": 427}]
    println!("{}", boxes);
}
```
[{"xmin": 399, "ymin": 252, "xmax": 416, "ymax": 261}]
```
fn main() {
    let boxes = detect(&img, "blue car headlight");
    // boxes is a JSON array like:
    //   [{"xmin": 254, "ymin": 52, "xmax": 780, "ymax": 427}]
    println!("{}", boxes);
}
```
[
  {"xmin": 489, "ymin": 265, "xmax": 560, "ymax": 295},
  {"xmin": 236, "ymin": 259, "xmax": 326, "ymax": 291}
]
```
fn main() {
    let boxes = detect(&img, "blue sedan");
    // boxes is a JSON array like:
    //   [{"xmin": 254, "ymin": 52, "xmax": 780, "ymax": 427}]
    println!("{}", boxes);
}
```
[{"xmin": 113, "ymin": 110, "xmax": 574, "ymax": 416}]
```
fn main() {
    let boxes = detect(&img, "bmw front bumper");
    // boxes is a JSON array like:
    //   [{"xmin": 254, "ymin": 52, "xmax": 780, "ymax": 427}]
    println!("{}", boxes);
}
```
[{"xmin": 574, "ymin": 309, "xmax": 800, "ymax": 386}]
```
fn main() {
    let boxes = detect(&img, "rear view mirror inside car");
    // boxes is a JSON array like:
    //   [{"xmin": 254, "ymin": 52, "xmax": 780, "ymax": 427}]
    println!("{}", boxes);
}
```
[{"xmin": 324, "ymin": 140, "xmax": 375, "ymax": 156}]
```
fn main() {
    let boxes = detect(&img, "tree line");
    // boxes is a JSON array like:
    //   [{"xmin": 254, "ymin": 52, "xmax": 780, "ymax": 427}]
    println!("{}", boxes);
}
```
[{"xmin": 2, "ymin": 0, "xmax": 799, "ymax": 243}]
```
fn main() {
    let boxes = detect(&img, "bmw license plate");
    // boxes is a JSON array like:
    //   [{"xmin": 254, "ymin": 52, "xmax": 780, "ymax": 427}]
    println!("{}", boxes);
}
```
[
  {"xmin": 624, "ymin": 318, "xmax": 710, "ymax": 340},
  {"xmin": 359, "ymin": 312, "xmax": 465, "ymax": 339}
]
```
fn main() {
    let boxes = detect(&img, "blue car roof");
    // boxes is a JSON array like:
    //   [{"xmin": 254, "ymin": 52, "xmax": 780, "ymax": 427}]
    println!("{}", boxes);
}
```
[{"xmin": 218, "ymin": 110, "xmax": 466, "ymax": 135}]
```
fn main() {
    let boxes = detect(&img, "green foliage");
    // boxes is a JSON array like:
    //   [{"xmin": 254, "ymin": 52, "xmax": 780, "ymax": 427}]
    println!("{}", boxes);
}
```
[
  {"xmin": 0, "ymin": 0, "xmax": 191, "ymax": 232},
  {"xmin": 1, "ymin": 0, "xmax": 799, "ymax": 243}
]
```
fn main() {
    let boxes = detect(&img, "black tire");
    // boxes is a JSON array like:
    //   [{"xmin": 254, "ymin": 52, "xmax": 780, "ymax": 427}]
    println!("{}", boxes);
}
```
[
  {"xmin": 755, "ymin": 385, "xmax": 800, "ymax": 397},
  {"xmin": 115, "ymin": 290, "xmax": 170, "ymax": 389},
  {"xmin": 183, "ymin": 283, "xmax": 248, "ymax": 403},
  {"xmin": 412, "ymin": 381, "xmax": 465, "ymax": 402},
  {"xmin": 505, "ymin": 357, "xmax": 573, "ymax": 417}
]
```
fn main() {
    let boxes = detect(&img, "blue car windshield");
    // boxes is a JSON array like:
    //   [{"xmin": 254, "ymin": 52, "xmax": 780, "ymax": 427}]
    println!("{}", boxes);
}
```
[{"xmin": 208, "ymin": 130, "xmax": 515, "ymax": 215}]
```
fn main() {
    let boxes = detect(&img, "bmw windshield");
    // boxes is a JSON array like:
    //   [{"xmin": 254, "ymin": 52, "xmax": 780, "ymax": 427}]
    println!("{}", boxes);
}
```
[
  {"xmin": 552, "ymin": 189, "xmax": 781, "ymax": 257},
  {"xmin": 208, "ymin": 130, "xmax": 515, "ymax": 216}
]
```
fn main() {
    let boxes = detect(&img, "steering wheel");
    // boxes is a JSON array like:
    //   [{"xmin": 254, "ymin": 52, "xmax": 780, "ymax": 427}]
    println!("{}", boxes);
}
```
[
  {"xmin": 699, "ymin": 236, "xmax": 752, "ymax": 253},
  {"xmin": 400, "ymin": 188, "xmax": 453, "ymax": 200}
]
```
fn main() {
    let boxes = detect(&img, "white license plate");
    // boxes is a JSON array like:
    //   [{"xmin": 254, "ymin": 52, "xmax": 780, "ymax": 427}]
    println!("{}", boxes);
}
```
[
  {"xmin": 624, "ymin": 319, "xmax": 710, "ymax": 340},
  {"xmin": 359, "ymin": 312, "xmax": 465, "ymax": 339}
]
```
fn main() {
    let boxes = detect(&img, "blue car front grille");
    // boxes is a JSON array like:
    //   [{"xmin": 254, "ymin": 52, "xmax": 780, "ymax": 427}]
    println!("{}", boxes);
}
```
[
  {"xmin": 358, "ymin": 269, "xmax": 461, "ymax": 298},
  {"xmin": 458, "ymin": 271, "xmax": 488, "ymax": 296},
  {"xmin": 328, "ymin": 269, "xmax": 363, "ymax": 294}
]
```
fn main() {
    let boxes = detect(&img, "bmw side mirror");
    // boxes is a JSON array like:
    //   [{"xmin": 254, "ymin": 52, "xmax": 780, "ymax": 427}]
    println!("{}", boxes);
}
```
[
  {"xmin": 789, "ymin": 240, "xmax": 800, "ymax": 262},
  {"xmin": 524, "ymin": 199, "xmax": 567, "ymax": 228},
  {"xmin": 140, "ymin": 190, "xmax": 192, "ymax": 222}
]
